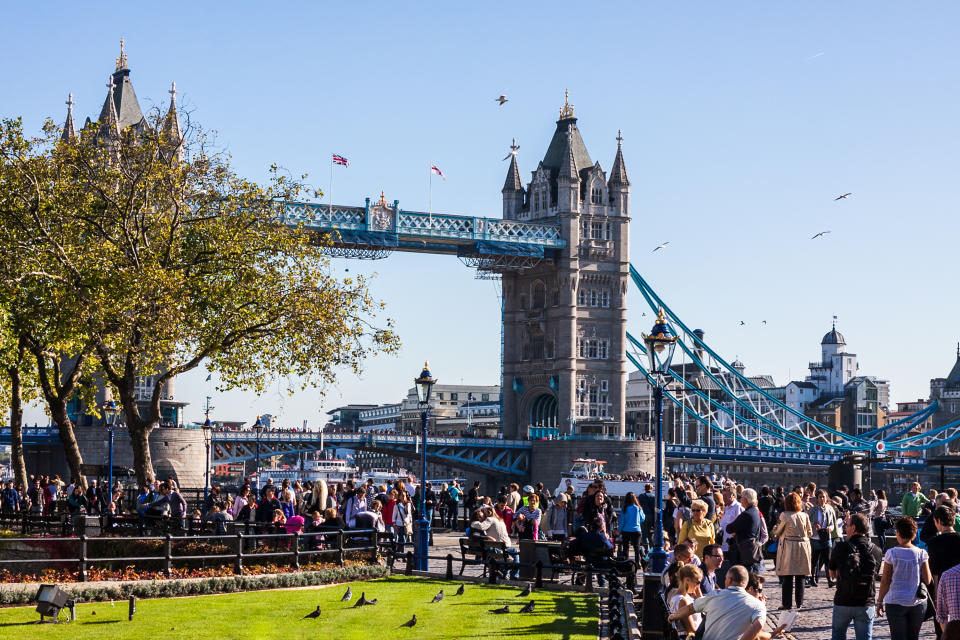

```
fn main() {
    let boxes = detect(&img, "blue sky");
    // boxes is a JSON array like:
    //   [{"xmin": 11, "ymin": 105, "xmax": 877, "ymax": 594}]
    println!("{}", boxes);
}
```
[{"xmin": 4, "ymin": 2, "xmax": 959, "ymax": 427}]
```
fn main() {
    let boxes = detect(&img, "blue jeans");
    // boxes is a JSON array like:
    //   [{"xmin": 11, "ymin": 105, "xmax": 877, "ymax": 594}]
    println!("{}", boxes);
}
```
[
  {"xmin": 886, "ymin": 602, "xmax": 925, "ymax": 640},
  {"xmin": 831, "ymin": 605, "xmax": 875, "ymax": 640},
  {"xmin": 504, "ymin": 547, "xmax": 520, "ymax": 579}
]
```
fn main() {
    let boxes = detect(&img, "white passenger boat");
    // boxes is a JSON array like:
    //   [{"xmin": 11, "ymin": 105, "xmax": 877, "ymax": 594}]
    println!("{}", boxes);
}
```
[{"xmin": 554, "ymin": 458, "xmax": 646, "ymax": 498}]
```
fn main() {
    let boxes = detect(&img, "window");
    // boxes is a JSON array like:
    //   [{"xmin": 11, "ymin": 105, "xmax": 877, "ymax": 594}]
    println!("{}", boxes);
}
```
[
  {"xmin": 519, "ymin": 295, "xmax": 527, "ymax": 311},
  {"xmin": 450, "ymin": 393, "xmax": 458, "ymax": 401},
  {"xmin": 437, "ymin": 393, "xmax": 444, "ymax": 400},
  {"xmin": 482, "ymin": 393, "xmax": 489, "ymax": 401},
  {"xmin": 576, "ymin": 377, "xmax": 611, "ymax": 419},
  {"xmin": 532, "ymin": 282, "xmax": 546, "ymax": 309},
  {"xmin": 591, "ymin": 221, "xmax": 604, "ymax": 239},
  {"xmin": 578, "ymin": 338, "xmax": 609, "ymax": 359},
  {"xmin": 591, "ymin": 187, "xmax": 603, "ymax": 204},
  {"xmin": 577, "ymin": 287, "xmax": 611, "ymax": 308}
]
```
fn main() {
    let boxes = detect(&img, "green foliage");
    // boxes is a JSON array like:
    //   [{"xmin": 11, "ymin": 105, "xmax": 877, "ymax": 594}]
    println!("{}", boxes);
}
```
[
  {"xmin": 0, "ymin": 111, "xmax": 400, "ymax": 484},
  {"xmin": 0, "ymin": 575, "xmax": 598, "ymax": 640}
]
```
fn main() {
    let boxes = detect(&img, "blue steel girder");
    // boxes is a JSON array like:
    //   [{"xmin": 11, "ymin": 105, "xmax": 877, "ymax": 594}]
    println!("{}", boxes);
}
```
[
  {"xmin": 211, "ymin": 432, "xmax": 531, "ymax": 477},
  {"xmin": 280, "ymin": 200, "xmax": 565, "ymax": 258}
]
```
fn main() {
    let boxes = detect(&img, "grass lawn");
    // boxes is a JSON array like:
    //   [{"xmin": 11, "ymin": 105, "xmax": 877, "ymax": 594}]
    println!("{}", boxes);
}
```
[{"xmin": 0, "ymin": 576, "xmax": 598, "ymax": 640}]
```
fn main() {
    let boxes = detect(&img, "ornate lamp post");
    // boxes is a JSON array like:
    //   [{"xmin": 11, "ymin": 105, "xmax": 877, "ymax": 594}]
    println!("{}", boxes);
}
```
[
  {"xmin": 642, "ymin": 308, "xmax": 678, "ymax": 573},
  {"xmin": 202, "ymin": 413, "xmax": 213, "ymax": 511},
  {"xmin": 413, "ymin": 362, "xmax": 436, "ymax": 571},
  {"xmin": 252, "ymin": 415, "xmax": 264, "ymax": 493},
  {"xmin": 100, "ymin": 400, "xmax": 119, "ymax": 495}
]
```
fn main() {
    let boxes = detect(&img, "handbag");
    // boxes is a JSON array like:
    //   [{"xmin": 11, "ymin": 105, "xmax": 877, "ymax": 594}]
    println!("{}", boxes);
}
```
[{"xmin": 917, "ymin": 556, "xmax": 935, "ymax": 621}]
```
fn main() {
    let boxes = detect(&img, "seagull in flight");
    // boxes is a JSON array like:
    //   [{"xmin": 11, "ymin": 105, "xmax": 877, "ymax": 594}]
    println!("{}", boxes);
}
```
[
  {"xmin": 834, "ymin": 192, "xmax": 852, "ymax": 200},
  {"xmin": 652, "ymin": 241, "xmax": 670, "ymax": 252},
  {"xmin": 503, "ymin": 138, "xmax": 520, "ymax": 161},
  {"xmin": 811, "ymin": 231, "xmax": 831, "ymax": 239},
  {"xmin": 496, "ymin": 95, "xmax": 508, "ymax": 106},
  {"xmin": 740, "ymin": 321, "xmax": 746, "ymax": 326},
  {"xmin": 762, "ymin": 320, "xmax": 768, "ymax": 325}
]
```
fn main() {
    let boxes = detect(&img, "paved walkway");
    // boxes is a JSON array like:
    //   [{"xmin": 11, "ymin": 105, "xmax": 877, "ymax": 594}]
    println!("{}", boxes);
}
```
[{"xmin": 424, "ymin": 533, "xmax": 936, "ymax": 639}]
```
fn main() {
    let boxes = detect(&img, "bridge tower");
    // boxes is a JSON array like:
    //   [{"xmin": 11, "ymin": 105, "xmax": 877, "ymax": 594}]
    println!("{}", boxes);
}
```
[{"xmin": 500, "ymin": 94, "xmax": 630, "ymax": 439}]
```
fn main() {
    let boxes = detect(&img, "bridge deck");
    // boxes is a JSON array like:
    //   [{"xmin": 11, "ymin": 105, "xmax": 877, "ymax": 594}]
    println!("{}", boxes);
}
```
[{"xmin": 281, "ymin": 200, "xmax": 565, "ymax": 258}]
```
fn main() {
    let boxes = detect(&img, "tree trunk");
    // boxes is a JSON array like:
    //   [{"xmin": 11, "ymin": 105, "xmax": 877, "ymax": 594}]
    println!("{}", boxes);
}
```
[
  {"xmin": 48, "ymin": 399, "xmax": 87, "ymax": 491},
  {"xmin": 7, "ymin": 364, "xmax": 27, "ymax": 490},
  {"xmin": 127, "ymin": 419, "xmax": 155, "ymax": 488}
]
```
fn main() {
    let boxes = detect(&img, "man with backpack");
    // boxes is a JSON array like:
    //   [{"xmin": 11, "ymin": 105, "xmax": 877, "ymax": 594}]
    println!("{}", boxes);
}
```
[{"xmin": 829, "ymin": 513, "xmax": 883, "ymax": 640}]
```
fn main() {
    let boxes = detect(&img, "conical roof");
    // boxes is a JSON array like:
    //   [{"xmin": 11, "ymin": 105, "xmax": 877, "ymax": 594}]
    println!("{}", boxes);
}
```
[
  {"xmin": 98, "ymin": 41, "xmax": 146, "ymax": 132},
  {"xmin": 502, "ymin": 154, "xmax": 523, "ymax": 192},
  {"xmin": 608, "ymin": 130, "xmax": 629, "ymax": 186},
  {"xmin": 61, "ymin": 94, "xmax": 76, "ymax": 141},
  {"xmin": 540, "ymin": 116, "xmax": 593, "ymax": 181},
  {"xmin": 947, "ymin": 346, "xmax": 960, "ymax": 388}
]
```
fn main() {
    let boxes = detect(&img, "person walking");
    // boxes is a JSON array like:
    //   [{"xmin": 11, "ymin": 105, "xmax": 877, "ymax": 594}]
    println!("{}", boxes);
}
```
[
  {"xmin": 639, "ymin": 483, "xmax": 656, "ymax": 547},
  {"xmin": 809, "ymin": 489, "xmax": 839, "ymax": 587},
  {"xmin": 877, "ymin": 516, "xmax": 932, "ymax": 640},
  {"xmin": 619, "ymin": 491, "xmax": 645, "ymax": 564},
  {"xmin": 725, "ymin": 488, "xmax": 764, "ymax": 574},
  {"xmin": 829, "ymin": 514, "xmax": 883, "ymax": 640},
  {"xmin": 773, "ymin": 491, "xmax": 813, "ymax": 610}
]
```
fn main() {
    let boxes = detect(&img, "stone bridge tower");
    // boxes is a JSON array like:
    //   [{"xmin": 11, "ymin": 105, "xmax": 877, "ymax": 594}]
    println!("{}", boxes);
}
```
[{"xmin": 500, "ymin": 95, "xmax": 630, "ymax": 439}]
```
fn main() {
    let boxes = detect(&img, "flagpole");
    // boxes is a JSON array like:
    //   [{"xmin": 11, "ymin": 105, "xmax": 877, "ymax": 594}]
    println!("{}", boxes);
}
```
[
  {"xmin": 329, "ymin": 157, "xmax": 334, "ymax": 216},
  {"xmin": 428, "ymin": 163, "xmax": 433, "ymax": 224}
]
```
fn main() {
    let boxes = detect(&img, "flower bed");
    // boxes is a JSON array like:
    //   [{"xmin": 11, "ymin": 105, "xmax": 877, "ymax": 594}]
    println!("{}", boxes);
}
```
[{"xmin": 0, "ymin": 563, "xmax": 389, "ymax": 606}]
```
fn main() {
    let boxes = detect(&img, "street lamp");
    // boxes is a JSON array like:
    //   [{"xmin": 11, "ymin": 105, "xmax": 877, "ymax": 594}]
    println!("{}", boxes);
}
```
[
  {"xmin": 100, "ymin": 400, "xmax": 119, "ymax": 498},
  {"xmin": 413, "ymin": 361, "xmax": 436, "ymax": 571},
  {"xmin": 641, "ymin": 308, "xmax": 678, "ymax": 574},
  {"xmin": 252, "ymin": 415, "xmax": 264, "ymax": 493},
  {"xmin": 202, "ymin": 413, "xmax": 213, "ymax": 513}
]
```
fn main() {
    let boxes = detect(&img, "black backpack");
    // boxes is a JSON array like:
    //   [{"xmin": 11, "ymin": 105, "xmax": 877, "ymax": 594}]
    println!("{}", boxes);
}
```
[{"xmin": 839, "ymin": 538, "xmax": 877, "ymax": 602}]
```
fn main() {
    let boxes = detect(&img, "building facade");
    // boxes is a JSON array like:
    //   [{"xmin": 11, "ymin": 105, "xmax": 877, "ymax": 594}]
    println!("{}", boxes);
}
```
[{"xmin": 501, "ymin": 96, "xmax": 630, "ymax": 439}]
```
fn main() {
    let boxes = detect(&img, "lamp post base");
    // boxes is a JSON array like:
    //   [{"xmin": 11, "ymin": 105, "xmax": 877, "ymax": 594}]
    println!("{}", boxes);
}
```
[
  {"xmin": 413, "ymin": 518, "xmax": 430, "ymax": 571},
  {"xmin": 640, "ymin": 572, "xmax": 666, "ymax": 640},
  {"xmin": 648, "ymin": 547, "xmax": 667, "ymax": 574}
]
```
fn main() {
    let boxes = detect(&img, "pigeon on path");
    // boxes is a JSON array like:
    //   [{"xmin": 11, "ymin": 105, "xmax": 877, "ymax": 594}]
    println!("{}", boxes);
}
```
[
  {"xmin": 517, "ymin": 584, "xmax": 532, "ymax": 597},
  {"xmin": 401, "ymin": 615, "xmax": 417, "ymax": 628},
  {"xmin": 455, "ymin": 584, "xmax": 465, "ymax": 596},
  {"xmin": 353, "ymin": 592, "xmax": 369, "ymax": 608},
  {"xmin": 303, "ymin": 606, "xmax": 321, "ymax": 619},
  {"xmin": 519, "ymin": 601, "xmax": 536, "ymax": 613},
  {"xmin": 431, "ymin": 589, "xmax": 444, "ymax": 603},
  {"xmin": 490, "ymin": 605, "xmax": 510, "ymax": 614},
  {"xmin": 341, "ymin": 586, "xmax": 352, "ymax": 602}
]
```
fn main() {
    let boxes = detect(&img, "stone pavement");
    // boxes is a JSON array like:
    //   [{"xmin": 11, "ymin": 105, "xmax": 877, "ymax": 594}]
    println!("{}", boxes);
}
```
[{"xmin": 424, "ymin": 533, "xmax": 937, "ymax": 639}]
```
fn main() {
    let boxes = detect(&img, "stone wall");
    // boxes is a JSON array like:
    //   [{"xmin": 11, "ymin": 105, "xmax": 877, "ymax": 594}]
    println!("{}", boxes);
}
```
[
  {"xmin": 25, "ymin": 426, "xmax": 208, "ymax": 488},
  {"xmin": 530, "ymin": 439, "xmax": 657, "ymax": 486}
]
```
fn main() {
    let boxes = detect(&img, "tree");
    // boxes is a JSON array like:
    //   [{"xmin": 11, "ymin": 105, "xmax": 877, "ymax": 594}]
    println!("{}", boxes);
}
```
[
  {"xmin": 0, "ymin": 113, "xmax": 399, "ymax": 487},
  {"xmin": 0, "ymin": 118, "xmax": 98, "ymax": 489}
]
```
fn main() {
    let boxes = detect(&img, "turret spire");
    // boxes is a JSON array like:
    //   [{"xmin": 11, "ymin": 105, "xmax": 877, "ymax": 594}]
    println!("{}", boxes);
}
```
[
  {"xmin": 559, "ymin": 89, "xmax": 575, "ymax": 120},
  {"xmin": 61, "ymin": 93, "xmax": 76, "ymax": 141},
  {"xmin": 608, "ymin": 129, "xmax": 629, "ymax": 186},
  {"xmin": 560, "ymin": 127, "xmax": 578, "ymax": 181},
  {"xmin": 99, "ymin": 76, "xmax": 121, "ymax": 139},
  {"xmin": 162, "ymin": 81, "xmax": 184, "ymax": 161},
  {"xmin": 502, "ymin": 138, "xmax": 523, "ymax": 193},
  {"xmin": 115, "ymin": 37, "xmax": 128, "ymax": 71}
]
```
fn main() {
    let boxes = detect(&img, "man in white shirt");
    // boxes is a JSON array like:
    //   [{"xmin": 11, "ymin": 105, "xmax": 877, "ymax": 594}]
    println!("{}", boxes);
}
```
[
  {"xmin": 669, "ymin": 565, "xmax": 770, "ymax": 640},
  {"xmin": 718, "ymin": 485, "xmax": 743, "ymax": 553}
]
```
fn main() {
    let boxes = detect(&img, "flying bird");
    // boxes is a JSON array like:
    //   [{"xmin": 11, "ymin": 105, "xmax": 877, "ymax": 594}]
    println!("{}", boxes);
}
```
[
  {"xmin": 303, "ymin": 606, "xmax": 321, "ymax": 619},
  {"xmin": 520, "ymin": 601, "xmax": 536, "ymax": 614},
  {"xmin": 762, "ymin": 320, "xmax": 767, "ymax": 325},
  {"xmin": 489, "ymin": 605, "xmax": 511, "ymax": 614},
  {"xmin": 353, "ymin": 592, "xmax": 369, "ymax": 607},
  {"xmin": 652, "ymin": 241, "xmax": 670, "ymax": 252},
  {"xmin": 811, "ymin": 231, "xmax": 831, "ymax": 239},
  {"xmin": 834, "ymin": 192, "xmax": 852, "ymax": 200},
  {"xmin": 431, "ymin": 589, "xmax": 444, "ymax": 603},
  {"xmin": 455, "ymin": 584, "xmax": 465, "ymax": 596},
  {"xmin": 401, "ymin": 615, "xmax": 417, "ymax": 628},
  {"xmin": 517, "ymin": 584, "xmax": 532, "ymax": 597},
  {"xmin": 341, "ymin": 586, "xmax": 352, "ymax": 601},
  {"xmin": 496, "ymin": 95, "xmax": 508, "ymax": 106},
  {"xmin": 740, "ymin": 321, "xmax": 746, "ymax": 326}
]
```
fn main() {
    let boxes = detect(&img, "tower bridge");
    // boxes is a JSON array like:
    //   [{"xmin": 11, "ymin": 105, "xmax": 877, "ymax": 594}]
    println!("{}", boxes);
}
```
[{"xmin": 12, "ymin": 50, "xmax": 959, "ymax": 489}]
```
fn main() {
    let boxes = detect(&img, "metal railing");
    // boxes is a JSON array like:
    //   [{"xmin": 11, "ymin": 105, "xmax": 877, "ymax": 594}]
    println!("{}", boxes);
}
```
[{"xmin": 0, "ymin": 528, "xmax": 386, "ymax": 582}]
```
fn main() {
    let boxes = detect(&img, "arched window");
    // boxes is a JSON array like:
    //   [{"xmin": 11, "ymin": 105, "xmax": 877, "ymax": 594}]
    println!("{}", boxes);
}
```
[
  {"xmin": 591, "ymin": 187, "xmax": 603, "ymax": 204},
  {"xmin": 519, "ymin": 295, "xmax": 527, "ymax": 311},
  {"xmin": 532, "ymin": 282, "xmax": 546, "ymax": 309}
]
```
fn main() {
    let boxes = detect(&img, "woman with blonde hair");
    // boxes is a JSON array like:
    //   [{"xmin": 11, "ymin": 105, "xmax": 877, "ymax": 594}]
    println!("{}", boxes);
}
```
[
  {"xmin": 678, "ymin": 499, "xmax": 715, "ymax": 559},
  {"xmin": 670, "ymin": 564, "xmax": 704, "ymax": 636},
  {"xmin": 773, "ymin": 491, "xmax": 812, "ymax": 609}
]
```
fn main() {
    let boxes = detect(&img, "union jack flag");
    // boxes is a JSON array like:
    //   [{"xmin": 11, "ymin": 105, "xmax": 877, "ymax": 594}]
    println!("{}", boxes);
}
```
[
  {"xmin": 430, "ymin": 164, "xmax": 445, "ymax": 180},
  {"xmin": 332, "ymin": 154, "xmax": 349, "ymax": 166}
]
